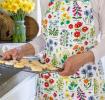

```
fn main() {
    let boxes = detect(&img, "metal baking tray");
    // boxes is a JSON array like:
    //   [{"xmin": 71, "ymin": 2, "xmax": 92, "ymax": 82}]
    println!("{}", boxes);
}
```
[{"xmin": 0, "ymin": 56, "xmax": 62, "ymax": 74}]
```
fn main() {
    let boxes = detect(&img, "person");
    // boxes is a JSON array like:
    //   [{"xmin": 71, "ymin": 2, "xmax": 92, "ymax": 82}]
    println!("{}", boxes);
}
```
[{"xmin": 3, "ymin": 0, "xmax": 105, "ymax": 99}]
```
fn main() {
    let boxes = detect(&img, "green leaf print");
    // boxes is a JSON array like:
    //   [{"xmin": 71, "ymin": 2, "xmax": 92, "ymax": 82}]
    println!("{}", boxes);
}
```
[
  {"xmin": 102, "ymin": 83, "xmax": 105, "ymax": 92},
  {"xmin": 94, "ymin": 79, "xmax": 99, "ymax": 94},
  {"xmin": 51, "ymin": 55, "xmax": 58, "ymax": 67},
  {"xmin": 83, "ymin": 0, "xmax": 90, "ymax": 2},
  {"xmin": 61, "ymin": 54, "xmax": 68, "ymax": 63},
  {"xmin": 54, "ymin": 1, "xmax": 61, "ymax": 11},
  {"xmin": 68, "ymin": 82, "xmax": 78, "ymax": 90},
  {"xmin": 49, "ymin": 28, "xmax": 59, "ymax": 36},
  {"xmin": 44, "ymin": 86, "xmax": 55, "ymax": 93},
  {"xmin": 90, "ymin": 28, "xmax": 96, "ymax": 37},
  {"xmin": 56, "ymin": 78, "xmax": 64, "ymax": 91}
]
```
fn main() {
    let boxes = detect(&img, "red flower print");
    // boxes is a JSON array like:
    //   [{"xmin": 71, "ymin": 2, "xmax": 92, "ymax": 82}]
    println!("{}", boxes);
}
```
[
  {"xmin": 48, "ymin": 14, "xmax": 52, "ymax": 19},
  {"xmin": 77, "ymin": 51, "xmax": 81, "ymax": 54},
  {"xmin": 44, "ymin": 82, "xmax": 49, "ymax": 87},
  {"xmin": 77, "ymin": 22, "xmax": 82, "ymax": 27},
  {"xmin": 73, "ymin": 45, "xmax": 79, "ymax": 50},
  {"xmin": 68, "ymin": 24, "xmax": 73, "ymax": 29},
  {"xmin": 84, "ymin": 41, "xmax": 88, "ymax": 45},
  {"xmin": 43, "ymin": 94, "xmax": 48, "ymax": 97},
  {"xmin": 48, "ymin": 2, "xmax": 54, "ymax": 6},
  {"xmin": 41, "ymin": 74, "xmax": 43, "ymax": 78},
  {"xmin": 44, "ymin": 75, "xmax": 49, "ymax": 79},
  {"xmin": 75, "ymin": 22, "xmax": 82, "ymax": 28},
  {"xmin": 74, "ymin": 24, "xmax": 78, "ymax": 28},
  {"xmin": 74, "ymin": 31, "xmax": 80, "ymax": 37},
  {"xmin": 45, "ymin": 58, "xmax": 50, "ymax": 63},
  {"xmin": 48, "ymin": 73, "xmax": 51, "ymax": 77},
  {"xmin": 49, "ymin": 79, "xmax": 54, "ymax": 84},
  {"xmin": 53, "ymin": 92, "xmax": 57, "ymax": 97},
  {"xmin": 82, "ymin": 26, "xmax": 88, "ymax": 32}
]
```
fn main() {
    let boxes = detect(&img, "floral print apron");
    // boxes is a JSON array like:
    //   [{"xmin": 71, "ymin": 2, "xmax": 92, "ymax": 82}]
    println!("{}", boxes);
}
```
[{"xmin": 35, "ymin": 0, "xmax": 105, "ymax": 99}]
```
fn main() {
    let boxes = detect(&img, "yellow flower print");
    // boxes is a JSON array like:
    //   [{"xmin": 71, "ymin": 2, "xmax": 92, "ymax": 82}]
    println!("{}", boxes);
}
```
[
  {"xmin": 100, "ymin": 95, "xmax": 105, "ymax": 100},
  {"xmin": 62, "ymin": 12, "xmax": 68, "ymax": 17},
  {"xmin": 66, "ymin": 15, "xmax": 70, "ymax": 20},
  {"xmin": 42, "ymin": 19, "xmax": 48, "ymax": 27},
  {"xmin": 65, "ymin": 91, "xmax": 69, "ymax": 97},
  {"xmin": 61, "ymin": 76, "xmax": 69, "ymax": 83},
  {"xmin": 49, "ymin": 96, "xmax": 53, "ymax": 100},
  {"xmin": 65, "ymin": 91, "xmax": 72, "ymax": 100},
  {"xmin": 60, "ymin": 7, "xmax": 66, "ymax": 11},
  {"xmin": 61, "ymin": 1, "xmax": 65, "ymax": 5}
]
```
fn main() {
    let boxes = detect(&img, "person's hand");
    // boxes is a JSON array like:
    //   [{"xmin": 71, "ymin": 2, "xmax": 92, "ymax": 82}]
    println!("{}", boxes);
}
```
[
  {"xmin": 59, "ymin": 51, "xmax": 95, "ymax": 76},
  {"xmin": 2, "ymin": 47, "xmax": 23, "ymax": 60}
]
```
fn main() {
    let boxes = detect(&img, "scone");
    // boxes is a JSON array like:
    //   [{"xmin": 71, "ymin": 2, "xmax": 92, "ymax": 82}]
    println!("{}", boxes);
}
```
[
  {"xmin": 31, "ymin": 60, "xmax": 47, "ymax": 69},
  {"xmin": 46, "ymin": 64, "xmax": 58, "ymax": 71},
  {"xmin": 0, "ymin": 60, "xmax": 5, "ymax": 64},
  {"xmin": 30, "ymin": 64, "xmax": 43, "ymax": 72},
  {"xmin": 5, "ymin": 60, "xmax": 14, "ymax": 66},
  {"xmin": 14, "ymin": 62, "xmax": 24, "ymax": 68}
]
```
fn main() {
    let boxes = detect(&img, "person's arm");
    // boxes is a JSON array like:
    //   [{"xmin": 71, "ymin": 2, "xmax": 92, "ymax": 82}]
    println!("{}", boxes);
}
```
[
  {"xmin": 2, "ymin": 33, "xmax": 46, "ymax": 60},
  {"xmin": 29, "ymin": 33, "xmax": 46, "ymax": 54}
]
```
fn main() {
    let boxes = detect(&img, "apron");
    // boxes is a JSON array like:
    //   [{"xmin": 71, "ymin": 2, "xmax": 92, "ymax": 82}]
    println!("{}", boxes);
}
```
[{"xmin": 35, "ymin": 0, "xmax": 105, "ymax": 99}]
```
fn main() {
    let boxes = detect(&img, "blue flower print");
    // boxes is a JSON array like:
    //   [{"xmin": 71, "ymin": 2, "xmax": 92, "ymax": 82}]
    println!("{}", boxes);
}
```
[
  {"xmin": 87, "ymin": 65, "xmax": 92, "ymax": 70},
  {"xmin": 88, "ymin": 96, "xmax": 95, "ymax": 100},
  {"xmin": 50, "ymin": 46, "xmax": 53, "ymax": 51},
  {"xmin": 49, "ymin": 39, "xmax": 53, "ymax": 44},
  {"xmin": 81, "ymin": 64, "xmax": 96, "ymax": 78}
]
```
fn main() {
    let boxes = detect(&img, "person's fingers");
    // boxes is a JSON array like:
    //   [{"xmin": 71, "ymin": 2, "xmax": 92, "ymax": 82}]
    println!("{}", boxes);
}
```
[
  {"xmin": 2, "ymin": 52, "xmax": 12, "ymax": 60},
  {"xmin": 12, "ymin": 49, "xmax": 18, "ymax": 60},
  {"xmin": 59, "ymin": 62, "xmax": 70, "ymax": 76}
]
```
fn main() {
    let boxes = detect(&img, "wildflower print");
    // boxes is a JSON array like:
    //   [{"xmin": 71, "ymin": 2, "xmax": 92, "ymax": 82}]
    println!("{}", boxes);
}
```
[
  {"xmin": 68, "ymin": 24, "xmax": 73, "ymax": 29},
  {"xmin": 84, "ymin": 8, "xmax": 94, "ymax": 24},
  {"xmin": 56, "ymin": 78, "xmax": 64, "ymax": 91},
  {"xmin": 72, "ymin": 1, "xmax": 82, "ymax": 19},
  {"xmin": 74, "ymin": 21, "xmax": 83, "ymax": 28},
  {"xmin": 77, "ymin": 87, "xmax": 86, "ymax": 100},
  {"xmin": 88, "ymin": 96, "xmax": 95, "ymax": 100},
  {"xmin": 82, "ymin": 26, "xmax": 88, "ymax": 32},
  {"xmin": 83, "ymin": 79, "xmax": 92, "ymax": 89},
  {"xmin": 51, "ymin": 56, "xmax": 58, "ymax": 67},
  {"xmin": 48, "ymin": 27, "xmax": 59, "ymax": 36},
  {"xmin": 74, "ymin": 31, "xmax": 81, "ymax": 38},
  {"xmin": 102, "ymin": 83, "xmax": 105, "ymax": 92},
  {"xmin": 36, "ymin": 0, "xmax": 105, "ymax": 99},
  {"xmin": 68, "ymin": 81, "xmax": 78, "ymax": 90}
]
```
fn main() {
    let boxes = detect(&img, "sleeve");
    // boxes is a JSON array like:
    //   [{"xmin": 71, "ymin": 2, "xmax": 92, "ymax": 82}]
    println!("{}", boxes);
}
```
[
  {"xmin": 91, "ymin": 0, "xmax": 105, "ymax": 63},
  {"xmin": 29, "ymin": 33, "xmax": 46, "ymax": 54},
  {"xmin": 29, "ymin": 0, "xmax": 49, "ymax": 55}
]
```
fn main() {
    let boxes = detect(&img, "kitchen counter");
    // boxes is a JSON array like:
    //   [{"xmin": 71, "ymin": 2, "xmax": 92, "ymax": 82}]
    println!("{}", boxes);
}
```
[
  {"xmin": 0, "ymin": 66, "xmax": 38, "ymax": 100},
  {"xmin": 0, "ymin": 70, "xmax": 35, "ymax": 98}
]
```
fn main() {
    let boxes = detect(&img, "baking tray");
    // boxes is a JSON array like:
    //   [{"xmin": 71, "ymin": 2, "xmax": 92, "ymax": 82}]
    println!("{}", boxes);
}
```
[{"xmin": 0, "ymin": 56, "xmax": 62, "ymax": 74}]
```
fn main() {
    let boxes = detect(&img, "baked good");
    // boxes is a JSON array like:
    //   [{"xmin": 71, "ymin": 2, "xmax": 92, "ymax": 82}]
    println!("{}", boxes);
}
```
[
  {"xmin": 14, "ymin": 62, "xmax": 24, "ymax": 68},
  {"xmin": 29, "ymin": 64, "xmax": 43, "ymax": 72},
  {"xmin": 31, "ymin": 60, "xmax": 47, "ymax": 69},
  {"xmin": 5, "ymin": 60, "xmax": 14, "ymax": 66},
  {"xmin": 0, "ymin": 60, "xmax": 5, "ymax": 64}
]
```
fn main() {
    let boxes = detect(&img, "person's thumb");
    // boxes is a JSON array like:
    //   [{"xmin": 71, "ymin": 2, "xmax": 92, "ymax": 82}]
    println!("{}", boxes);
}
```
[{"xmin": 59, "ymin": 63, "xmax": 70, "ymax": 76}]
